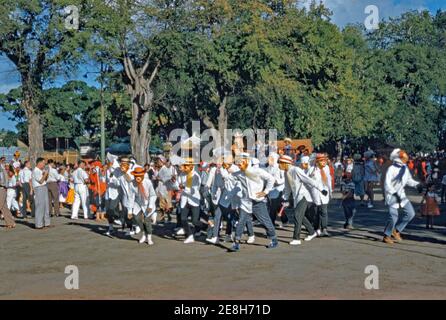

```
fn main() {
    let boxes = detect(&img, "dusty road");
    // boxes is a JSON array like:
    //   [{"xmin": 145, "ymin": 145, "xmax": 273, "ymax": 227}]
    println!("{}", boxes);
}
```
[{"xmin": 1, "ymin": 190, "xmax": 445, "ymax": 300}]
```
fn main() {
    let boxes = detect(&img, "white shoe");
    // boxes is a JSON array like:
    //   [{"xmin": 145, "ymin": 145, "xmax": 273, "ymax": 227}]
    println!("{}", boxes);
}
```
[
  {"xmin": 135, "ymin": 226, "xmax": 141, "ymax": 234},
  {"xmin": 176, "ymin": 228, "xmax": 185, "ymax": 236},
  {"xmin": 304, "ymin": 233, "xmax": 318, "ymax": 241},
  {"xmin": 289, "ymin": 239, "xmax": 302, "ymax": 245},
  {"xmin": 139, "ymin": 235, "xmax": 147, "ymax": 244},
  {"xmin": 316, "ymin": 229, "xmax": 322, "ymax": 237},
  {"xmin": 206, "ymin": 237, "xmax": 218, "ymax": 244},
  {"xmin": 184, "ymin": 235, "xmax": 195, "ymax": 244},
  {"xmin": 126, "ymin": 230, "xmax": 136, "ymax": 236},
  {"xmin": 367, "ymin": 203, "xmax": 374, "ymax": 209},
  {"xmin": 247, "ymin": 236, "xmax": 255, "ymax": 244},
  {"xmin": 147, "ymin": 235, "xmax": 154, "ymax": 246},
  {"xmin": 114, "ymin": 220, "xmax": 122, "ymax": 226}
]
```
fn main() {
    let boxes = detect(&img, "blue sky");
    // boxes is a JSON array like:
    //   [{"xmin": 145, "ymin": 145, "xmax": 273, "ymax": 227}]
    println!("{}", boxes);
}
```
[{"xmin": 1, "ymin": 0, "xmax": 446, "ymax": 132}]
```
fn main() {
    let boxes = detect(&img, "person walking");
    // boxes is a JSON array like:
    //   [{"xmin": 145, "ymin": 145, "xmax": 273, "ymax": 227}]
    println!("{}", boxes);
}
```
[
  {"xmin": 19, "ymin": 160, "xmax": 32, "ymax": 219},
  {"xmin": 32, "ymin": 158, "xmax": 51, "ymax": 229},
  {"xmin": 383, "ymin": 149, "xmax": 423, "ymax": 244},
  {"xmin": 71, "ymin": 160, "xmax": 90, "ymax": 220},
  {"xmin": 46, "ymin": 159, "xmax": 61, "ymax": 217},
  {"xmin": 231, "ymin": 153, "xmax": 278, "ymax": 251},
  {"xmin": 0, "ymin": 163, "xmax": 16, "ymax": 229},
  {"xmin": 129, "ymin": 167, "xmax": 157, "ymax": 245},
  {"xmin": 364, "ymin": 151, "xmax": 380, "ymax": 209},
  {"xmin": 279, "ymin": 155, "xmax": 324, "ymax": 245}
]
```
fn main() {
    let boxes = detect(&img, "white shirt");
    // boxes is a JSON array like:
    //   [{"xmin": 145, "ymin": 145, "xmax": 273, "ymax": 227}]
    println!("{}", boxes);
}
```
[
  {"xmin": 441, "ymin": 174, "xmax": 446, "ymax": 185},
  {"xmin": 19, "ymin": 167, "xmax": 32, "ymax": 184},
  {"xmin": 47, "ymin": 166, "xmax": 61, "ymax": 183},
  {"xmin": 32, "ymin": 167, "xmax": 46, "ymax": 188},
  {"xmin": 118, "ymin": 170, "xmax": 135, "ymax": 210},
  {"xmin": 72, "ymin": 168, "xmax": 89, "ymax": 185},
  {"xmin": 308, "ymin": 165, "xmax": 332, "ymax": 205},
  {"xmin": 7, "ymin": 175, "xmax": 17, "ymax": 188},
  {"xmin": 105, "ymin": 167, "xmax": 121, "ymax": 200},
  {"xmin": 233, "ymin": 167, "xmax": 274, "ymax": 213},
  {"xmin": 211, "ymin": 165, "xmax": 240, "ymax": 209},
  {"xmin": 175, "ymin": 170, "xmax": 201, "ymax": 208},
  {"xmin": 129, "ymin": 178, "xmax": 157, "ymax": 215},
  {"xmin": 385, "ymin": 161, "xmax": 419, "ymax": 209},
  {"xmin": 265, "ymin": 165, "xmax": 285, "ymax": 199},
  {"xmin": 283, "ymin": 166, "xmax": 322, "ymax": 207}
]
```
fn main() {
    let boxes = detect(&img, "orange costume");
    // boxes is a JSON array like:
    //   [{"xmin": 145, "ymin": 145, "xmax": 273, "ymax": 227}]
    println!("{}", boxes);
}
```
[{"xmin": 89, "ymin": 161, "xmax": 107, "ymax": 219}]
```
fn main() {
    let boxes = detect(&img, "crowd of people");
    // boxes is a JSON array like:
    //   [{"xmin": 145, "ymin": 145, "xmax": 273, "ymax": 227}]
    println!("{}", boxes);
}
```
[{"xmin": 0, "ymin": 145, "xmax": 445, "ymax": 249}]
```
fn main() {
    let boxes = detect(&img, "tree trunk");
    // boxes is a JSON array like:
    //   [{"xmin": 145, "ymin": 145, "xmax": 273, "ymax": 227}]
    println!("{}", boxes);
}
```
[
  {"xmin": 336, "ymin": 140, "xmax": 343, "ymax": 159},
  {"xmin": 22, "ymin": 83, "xmax": 44, "ymax": 166},
  {"xmin": 130, "ymin": 99, "xmax": 152, "ymax": 164},
  {"xmin": 218, "ymin": 95, "xmax": 228, "ymax": 135}
]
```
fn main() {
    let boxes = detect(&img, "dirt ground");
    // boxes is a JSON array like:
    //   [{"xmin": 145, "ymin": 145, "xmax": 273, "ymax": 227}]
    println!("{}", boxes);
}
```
[{"xmin": 1, "ymin": 189, "xmax": 445, "ymax": 300}]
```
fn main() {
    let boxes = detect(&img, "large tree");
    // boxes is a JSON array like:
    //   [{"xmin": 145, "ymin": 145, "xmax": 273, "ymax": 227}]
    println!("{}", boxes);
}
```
[{"xmin": 0, "ymin": 0, "xmax": 88, "ymax": 163}]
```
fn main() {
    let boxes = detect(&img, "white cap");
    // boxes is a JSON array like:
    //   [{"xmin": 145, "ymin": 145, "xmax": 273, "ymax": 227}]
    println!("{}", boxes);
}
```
[
  {"xmin": 390, "ymin": 148, "xmax": 401, "ymax": 161},
  {"xmin": 300, "ymin": 156, "xmax": 310, "ymax": 164}
]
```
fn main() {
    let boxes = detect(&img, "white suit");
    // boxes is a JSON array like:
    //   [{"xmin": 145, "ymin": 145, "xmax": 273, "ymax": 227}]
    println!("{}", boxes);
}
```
[{"xmin": 71, "ymin": 167, "xmax": 90, "ymax": 219}]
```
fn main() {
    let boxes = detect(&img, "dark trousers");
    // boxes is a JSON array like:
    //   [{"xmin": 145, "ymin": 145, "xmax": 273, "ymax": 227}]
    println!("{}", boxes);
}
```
[
  {"xmin": 106, "ymin": 198, "xmax": 120, "ymax": 224},
  {"xmin": 268, "ymin": 194, "xmax": 288, "ymax": 225},
  {"xmin": 441, "ymin": 184, "xmax": 446, "ymax": 203},
  {"xmin": 21, "ymin": 183, "xmax": 31, "ymax": 216},
  {"xmin": 212, "ymin": 205, "xmax": 235, "ymax": 238},
  {"xmin": 314, "ymin": 204, "xmax": 328, "ymax": 230},
  {"xmin": 134, "ymin": 212, "xmax": 153, "ymax": 235},
  {"xmin": 235, "ymin": 201, "xmax": 276, "ymax": 241},
  {"xmin": 47, "ymin": 182, "xmax": 60, "ymax": 216},
  {"xmin": 292, "ymin": 198, "xmax": 315, "ymax": 240},
  {"xmin": 181, "ymin": 204, "xmax": 204, "ymax": 237},
  {"xmin": 342, "ymin": 199, "xmax": 356, "ymax": 226}
]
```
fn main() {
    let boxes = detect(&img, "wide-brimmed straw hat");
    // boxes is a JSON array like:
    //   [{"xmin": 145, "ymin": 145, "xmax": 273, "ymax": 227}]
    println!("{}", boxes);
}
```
[
  {"xmin": 131, "ymin": 167, "xmax": 146, "ymax": 177},
  {"xmin": 278, "ymin": 155, "xmax": 294, "ymax": 165}
]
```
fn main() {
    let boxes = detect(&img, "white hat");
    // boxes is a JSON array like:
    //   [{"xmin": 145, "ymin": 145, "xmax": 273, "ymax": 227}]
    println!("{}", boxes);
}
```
[
  {"xmin": 251, "ymin": 158, "xmax": 260, "ymax": 166},
  {"xmin": 300, "ymin": 156, "xmax": 310, "ymax": 164},
  {"xmin": 390, "ymin": 148, "xmax": 401, "ymax": 161}
]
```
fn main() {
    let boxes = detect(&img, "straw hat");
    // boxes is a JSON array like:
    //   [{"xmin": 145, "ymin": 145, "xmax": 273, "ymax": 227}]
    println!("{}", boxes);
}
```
[
  {"xmin": 278, "ymin": 155, "xmax": 294, "ymax": 165},
  {"xmin": 131, "ymin": 167, "xmax": 146, "ymax": 177}
]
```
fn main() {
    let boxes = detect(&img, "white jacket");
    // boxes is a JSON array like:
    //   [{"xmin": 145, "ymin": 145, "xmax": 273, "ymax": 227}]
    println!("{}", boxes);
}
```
[
  {"xmin": 129, "ymin": 178, "xmax": 157, "ymax": 216},
  {"xmin": 308, "ymin": 165, "xmax": 332, "ymax": 205},
  {"xmin": 175, "ymin": 170, "xmax": 201, "ymax": 208},
  {"xmin": 233, "ymin": 167, "xmax": 275, "ymax": 213},
  {"xmin": 211, "ymin": 165, "xmax": 240, "ymax": 209},
  {"xmin": 384, "ymin": 161, "xmax": 419, "ymax": 209},
  {"xmin": 265, "ymin": 165, "xmax": 285, "ymax": 199},
  {"xmin": 283, "ymin": 166, "xmax": 322, "ymax": 207}
]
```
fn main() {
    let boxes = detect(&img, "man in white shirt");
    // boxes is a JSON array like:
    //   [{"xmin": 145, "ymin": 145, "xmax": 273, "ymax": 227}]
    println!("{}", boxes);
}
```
[
  {"xmin": 71, "ymin": 160, "xmax": 90, "ymax": 220},
  {"xmin": 206, "ymin": 154, "xmax": 240, "ymax": 244},
  {"xmin": 265, "ymin": 152, "xmax": 286, "ymax": 227},
  {"xmin": 19, "ymin": 160, "xmax": 33, "ymax": 218},
  {"xmin": 128, "ymin": 167, "xmax": 157, "ymax": 245},
  {"xmin": 46, "ymin": 159, "xmax": 61, "ymax": 217},
  {"xmin": 308, "ymin": 153, "xmax": 333, "ymax": 237},
  {"xmin": 280, "ymin": 155, "xmax": 325, "ymax": 245},
  {"xmin": 0, "ymin": 163, "xmax": 16, "ymax": 228},
  {"xmin": 105, "ymin": 157, "xmax": 123, "ymax": 236},
  {"xmin": 32, "ymin": 158, "xmax": 51, "ymax": 229},
  {"xmin": 117, "ymin": 157, "xmax": 138, "ymax": 234},
  {"xmin": 383, "ymin": 148, "xmax": 423, "ymax": 244},
  {"xmin": 231, "ymin": 153, "xmax": 277, "ymax": 251},
  {"xmin": 173, "ymin": 157, "xmax": 204, "ymax": 244}
]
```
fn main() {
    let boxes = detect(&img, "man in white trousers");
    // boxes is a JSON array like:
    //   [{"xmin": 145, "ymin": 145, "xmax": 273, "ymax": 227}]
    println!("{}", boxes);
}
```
[{"xmin": 71, "ymin": 160, "xmax": 90, "ymax": 220}]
